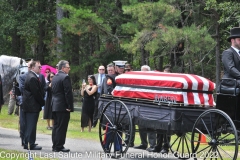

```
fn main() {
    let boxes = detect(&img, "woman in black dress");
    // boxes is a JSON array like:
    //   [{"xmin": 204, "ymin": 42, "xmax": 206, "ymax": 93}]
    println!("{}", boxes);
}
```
[
  {"xmin": 44, "ymin": 72, "xmax": 55, "ymax": 130},
  {"xmin": 80, "ymin": 75, "xmax": 98, "ymax": 132}
]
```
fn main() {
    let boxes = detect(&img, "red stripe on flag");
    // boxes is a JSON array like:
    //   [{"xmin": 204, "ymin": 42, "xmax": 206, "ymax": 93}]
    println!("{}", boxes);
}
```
[{"xmin": 208, "ymin": 94, "xmax": 214, "ymax": 106}]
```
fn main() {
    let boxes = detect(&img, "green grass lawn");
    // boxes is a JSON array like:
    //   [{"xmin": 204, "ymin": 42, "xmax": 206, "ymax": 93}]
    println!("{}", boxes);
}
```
[{"xmin": 0, "ymin": 104, "xmax": 99, "ymax": 141}]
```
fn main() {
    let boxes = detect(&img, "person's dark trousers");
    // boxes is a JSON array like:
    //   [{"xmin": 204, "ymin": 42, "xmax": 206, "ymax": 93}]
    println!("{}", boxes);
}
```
[
  {"xmin": 139, "ymin": 125, "xmax": 156, "ymax": 148},
  {"xmin": 125, "ymin": 121, "xmax": 135, "ymax": 145},
  {"xmin": 19, "ymin": 107, "xmax": 25, "ymax": 146},
  {"xmin": 148, "ymin": 132, "xmax": 156, "ymax": 148},
  {"xmin": 15, "ymin": 105, "xmax": 19, "ymax": 116},
  {"xmin": 52, "ymin": 111, "xmax": 70, "ymax": 150},
  {"xmin": 92, "ymin": 93, "xmax": 100, "ymax": 127},
  {"xmin": 155, "ymin": 134, "xmax": 171, "ymax": 150},
  {"xmin": 24, "ymin": 112, "xmax": 39, "ymax": 149}
]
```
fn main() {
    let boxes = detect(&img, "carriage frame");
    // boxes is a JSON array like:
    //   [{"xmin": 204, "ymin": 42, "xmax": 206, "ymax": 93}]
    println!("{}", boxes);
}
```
[{"xmin": 97, "ymin": 78, "xmax": 240, "ymax": 160}]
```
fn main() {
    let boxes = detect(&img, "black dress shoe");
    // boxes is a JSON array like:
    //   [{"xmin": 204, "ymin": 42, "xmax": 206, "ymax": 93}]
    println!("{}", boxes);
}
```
[
  {"xmin": 129, "ymin": 143, "xmax": 134, "ymax": 147},
  {"xmin": 123, "ymin": 143, "xmax": 134, "ymax": 147},
  {"xmin": 23, "ymin": 144, "xmax": 38, "ymax": 149},
  {"xmin": 133, "ymin": 144, "xmax": 147, "ymax": 150},
  {"xmin": 146, "ymin": 147, "xmax": 155, "ymax": 152},
  {"xmin": 52, "ymin": 148, "xmax": 70, "ymax": 152},
  {"xmin": 122, "ymin": 140, "xmax": 134, "ymax": 147},
  {"xmin": 30, "ymin": 146, "xmax": 42, "ymax": 150},
  {"xmin": 148, "ymin": 147, "xmax": 161, "ymax": 152},
  {"xmin": 160, "ymin": 149, "xmax": 169, "ymax": 154}
]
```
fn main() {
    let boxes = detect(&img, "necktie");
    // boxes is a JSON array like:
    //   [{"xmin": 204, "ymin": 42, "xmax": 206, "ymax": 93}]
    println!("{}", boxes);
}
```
[
  {"xmin": 98, "ymin": 74, "xmax": 103, "ymax": 93},
  {"xmin": 100, "ymin": 74, "xmax": 103, "ymax": 84}
]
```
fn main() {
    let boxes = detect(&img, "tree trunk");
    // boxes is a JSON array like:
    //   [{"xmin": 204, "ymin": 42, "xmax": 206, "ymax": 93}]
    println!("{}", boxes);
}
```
[
  {"xmin": 11, "ymin": 30, "xmax": 20, "ymax": 56},
  {"xmin": 37, "ymin": 21, "xmax": 46, "ymax": 63},
  {"xmin": 11, "ymin": 1, "xmax": 20, "ymax": 57},
  {"xmin": 159, "ymin": 56, "xmax": 163, "ymax": 71},
  {"xmin": 19, "ymin": 38, "xmax": 25, "ymax": 58},
  {"xmin": 215, "ymin": 23, "xmax": 221, "ymax": 87},
  {"xmin": 141, "ymin": 45, "xmax": 145, "ymax": 65},
  {"xmin": 56, "ymin": 0, "xmax": 63, "ymax": 55},
  {"xmin": 200, "ymin": 53, "xmax": 204, "ymax": 77},
  {"xmin": 189, "ymin": 58, "xmax": 194, "ymax": 74}
]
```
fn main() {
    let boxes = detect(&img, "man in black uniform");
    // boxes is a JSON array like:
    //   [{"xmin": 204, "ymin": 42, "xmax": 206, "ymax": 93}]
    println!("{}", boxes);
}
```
[
  {"xmin": 113, "ymin": 60, "xmax": 127, "ymax": 75},
  {"xmin": 222, "ymin": 27, "xmax": 240, "ymax": 85},
  {"xmin": 134, "ymin": 65, "xmax": 156, "ymax": 151},
  {"xmin": 150, "ymin": 65, "xmax": 172, "ymax": 153}
]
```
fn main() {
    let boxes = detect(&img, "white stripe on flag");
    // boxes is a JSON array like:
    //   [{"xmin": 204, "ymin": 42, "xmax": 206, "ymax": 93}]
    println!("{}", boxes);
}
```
[
  {"xmin": 114, "ymin": 86, "xmax": 184, "ymax": 95},
  {"xmin": 196, "ymin": 75, "xmax": 209, "ymax": 91},
  {"xmin": 203, "ymin": 93, "xmax": 209, "ymax": 106},
  {"xmin": 182, "ymin": 92, "xmax": 189, "ymax": 105},
  {"xmin": 185, "ymin": 74, "xmax": 200, "ymax": 104},
  {"xmin": 116, "ymin": 74, "xmax": 189, "ymax": 89}
]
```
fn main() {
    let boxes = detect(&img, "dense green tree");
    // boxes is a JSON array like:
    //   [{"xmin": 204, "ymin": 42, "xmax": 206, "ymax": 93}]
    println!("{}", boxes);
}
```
[
  {"xmin": 121, "ymin": 0, "xmax": 216, "ymax": 78},
  {"xmin": 0, "ymin": 0, "xmax": 56, "ymax": 63},
  {"xmin": 0, "ymin": 0, "xmax": 240, "ymax": 87}
]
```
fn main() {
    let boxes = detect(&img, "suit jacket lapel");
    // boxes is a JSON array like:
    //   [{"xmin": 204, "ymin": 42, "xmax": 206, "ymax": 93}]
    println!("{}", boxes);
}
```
[{"xmin": 230, "ymin": 47, "xmax": 240, "ymax": 61}]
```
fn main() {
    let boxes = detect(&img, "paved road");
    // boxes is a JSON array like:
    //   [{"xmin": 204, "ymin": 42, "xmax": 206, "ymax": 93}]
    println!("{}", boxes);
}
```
[{"xmin": 0, "ymin": 127, "xmax": 183, "ymax": 160}]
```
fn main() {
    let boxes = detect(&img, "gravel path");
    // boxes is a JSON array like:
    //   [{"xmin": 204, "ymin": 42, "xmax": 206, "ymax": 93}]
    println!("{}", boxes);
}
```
[{"xmin": 0, "ymin": 127, "xmax": 182, "ymax": 160}]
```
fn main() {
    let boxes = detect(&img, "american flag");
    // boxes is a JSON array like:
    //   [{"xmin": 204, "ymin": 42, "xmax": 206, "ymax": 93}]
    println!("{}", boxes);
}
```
[{"xmin": 113, "ymin": 71, "xmax": 215, "ymax": 106}]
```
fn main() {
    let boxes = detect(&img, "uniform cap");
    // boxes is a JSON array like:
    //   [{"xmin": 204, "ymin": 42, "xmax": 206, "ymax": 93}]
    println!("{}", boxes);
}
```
[{"xmin": 113, "ymin": 60, "xmax": 127, "ymax": 68}]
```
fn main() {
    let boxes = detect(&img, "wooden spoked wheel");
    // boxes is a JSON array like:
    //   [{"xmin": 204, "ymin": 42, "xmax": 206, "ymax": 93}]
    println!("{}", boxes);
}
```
[{"xmin": 99, "ymin": 100, "xmax": 133, "ymax": 158}]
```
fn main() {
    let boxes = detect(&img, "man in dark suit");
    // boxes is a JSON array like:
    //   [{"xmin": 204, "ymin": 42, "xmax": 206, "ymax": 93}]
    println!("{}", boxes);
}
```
[
  {"xmin": 101, "ymin": 63, "xmax": 116, "ymax": 95},
  {"xmin": 51, "ymin": 60, "xmax": 73, "ymax": 152},
  {"xmin": 222, "ymin": 27, "xmax": 240, "ymax": 85},
  {"xmin": 39, "ymin": 73, "xmax": 46, "ymax": 119},
  {"xmin": 19, "ymin": 60, "xmax": 32, "ymax": 147},
  {"xmin": 150, "ymin": 66, "xmax": 172, "ymax": 153},
  {"xmin": 134, "ymin": 65, "xmax": 156, "ymax": 151},
  {"xmin": 22, "ymin": 61, "xmax": 45, "ymax": 150},
  {"xmin": 0, "ymin": 75, "xmax": 4, "ymax": 111},
  {"xmin": 92, "ymin": 65, "xmax": 105, "ymax": 127}
]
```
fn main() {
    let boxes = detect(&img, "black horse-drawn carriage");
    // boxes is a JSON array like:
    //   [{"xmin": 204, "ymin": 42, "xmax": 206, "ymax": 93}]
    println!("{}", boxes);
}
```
[{"xmin": 98, "ymin": 71, "xmax": 239, "ymax": 160}]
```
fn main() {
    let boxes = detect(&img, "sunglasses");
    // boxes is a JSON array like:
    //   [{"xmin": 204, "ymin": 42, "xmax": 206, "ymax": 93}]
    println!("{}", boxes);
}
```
[{"xmin": 99, "ymin": 69, "xmax": 105, "ymax": 70}]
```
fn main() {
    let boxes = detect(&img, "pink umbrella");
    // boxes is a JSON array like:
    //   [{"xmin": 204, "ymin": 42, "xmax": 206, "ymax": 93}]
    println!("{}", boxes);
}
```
[{"xmin": 41, "ymin": 65, "xmax": 57, "ymax": 77}]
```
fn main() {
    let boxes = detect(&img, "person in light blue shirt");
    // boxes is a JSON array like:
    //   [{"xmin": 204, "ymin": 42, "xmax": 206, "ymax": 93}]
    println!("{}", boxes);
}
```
[{"xmin": 92, "ymin": 65, "xmax": 106, "ymax": 127}]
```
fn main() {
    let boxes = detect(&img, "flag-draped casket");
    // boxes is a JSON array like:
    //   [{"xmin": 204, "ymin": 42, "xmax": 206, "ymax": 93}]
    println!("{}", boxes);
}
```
[{"xmin": 112, "ymin": 71, "xmax": 216, "ymax": 106}]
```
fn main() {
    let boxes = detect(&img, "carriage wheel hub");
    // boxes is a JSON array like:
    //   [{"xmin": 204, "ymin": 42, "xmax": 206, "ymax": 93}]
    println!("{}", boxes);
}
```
[
  {"xmin": 209, "ymin": 139, "xmax": 217, "ymax": 147},
  {"xmin": 112, "ymin": 125, "xmax": 117, "ymax": 130}
]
